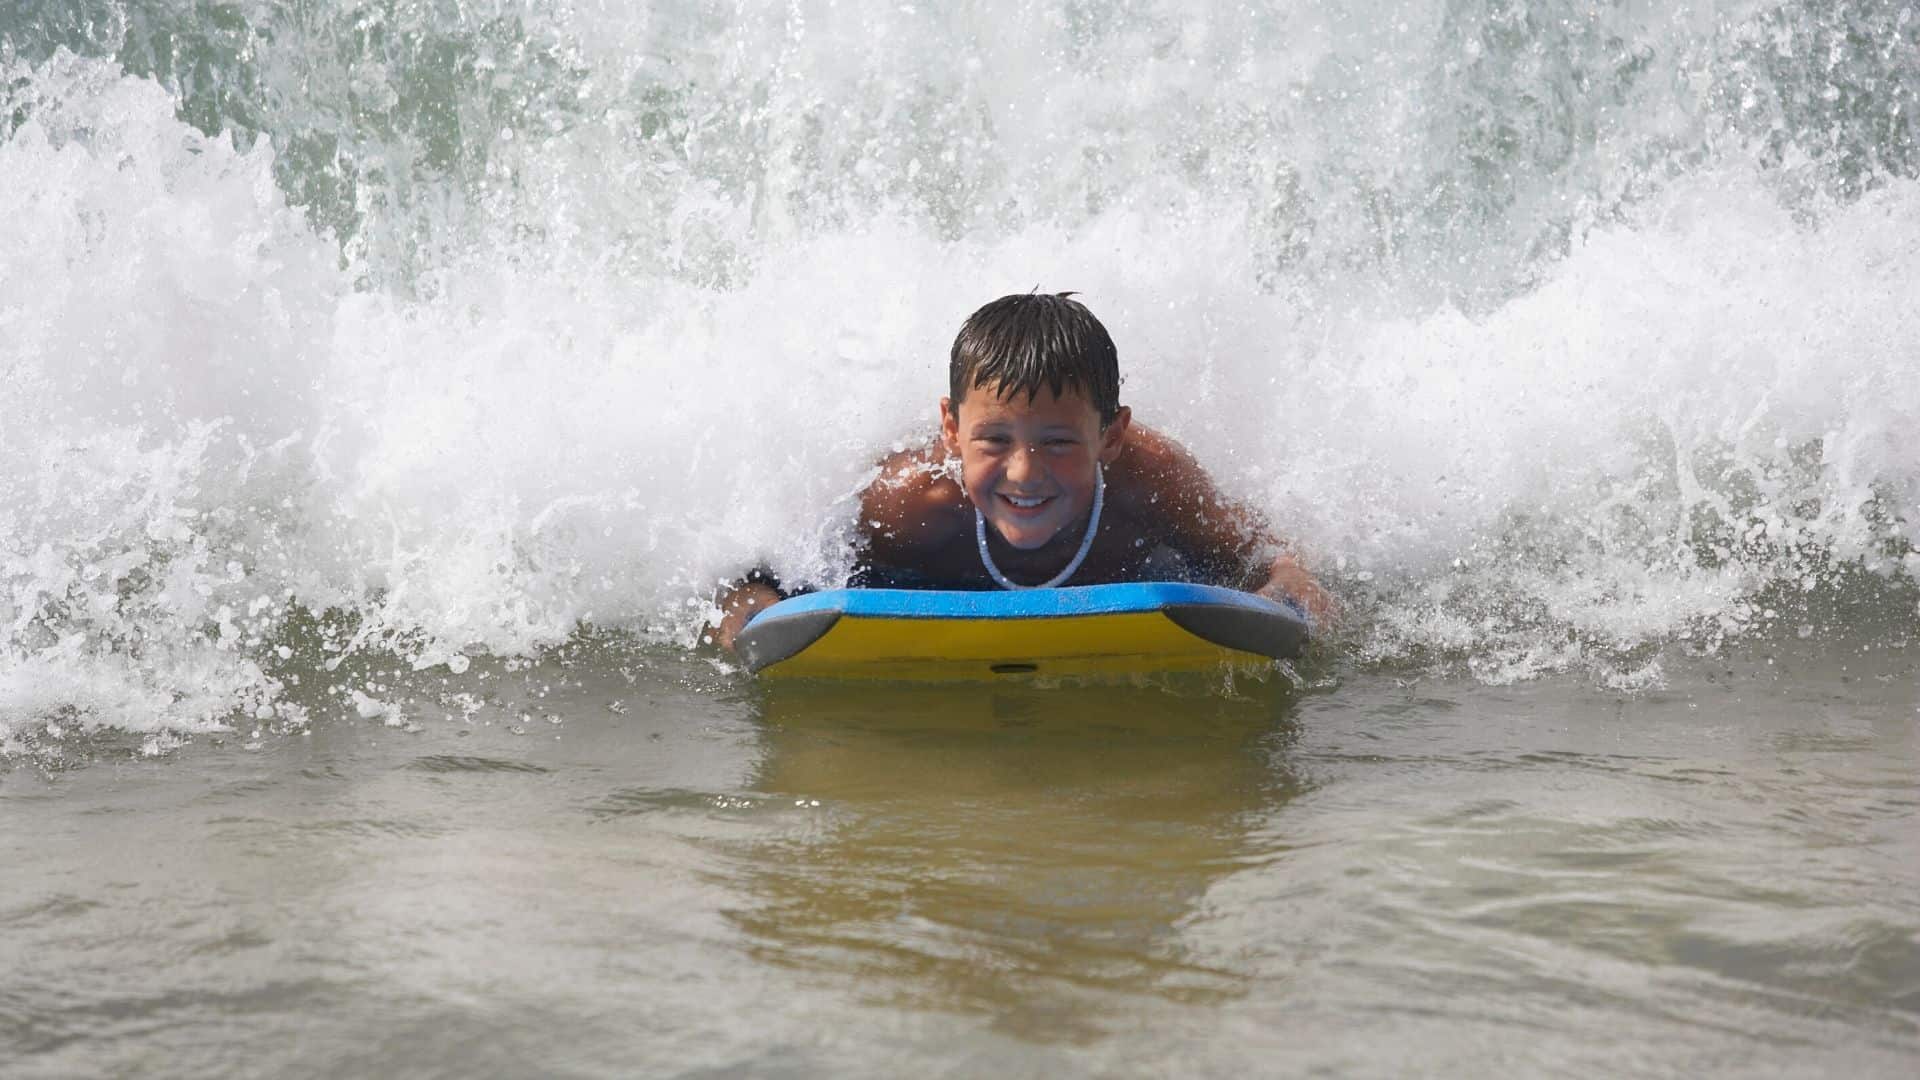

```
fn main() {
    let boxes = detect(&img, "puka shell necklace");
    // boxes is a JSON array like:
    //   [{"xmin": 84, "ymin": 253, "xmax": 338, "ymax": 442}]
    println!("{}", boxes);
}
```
[{"xmin": 975, "ymin": 464, "xmax": 1104, "ymax": 590}]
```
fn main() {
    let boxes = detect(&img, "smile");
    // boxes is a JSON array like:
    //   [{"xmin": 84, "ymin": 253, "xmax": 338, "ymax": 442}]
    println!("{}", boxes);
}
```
[{"xmin": 998, "ymin": 493, "xmax": 1053, "ymax": 510}]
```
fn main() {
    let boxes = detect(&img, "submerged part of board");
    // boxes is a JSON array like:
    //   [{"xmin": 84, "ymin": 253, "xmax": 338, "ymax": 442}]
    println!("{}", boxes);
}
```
[{"xmin": 735, "ymin": 582, "xmax": 1310, "ymax": 679}]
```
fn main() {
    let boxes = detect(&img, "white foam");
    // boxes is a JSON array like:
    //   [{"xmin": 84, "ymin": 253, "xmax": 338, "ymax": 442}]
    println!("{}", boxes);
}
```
[{"xmin": 2, "ymin": 10, "xmax": 1916, "ymax": 742}]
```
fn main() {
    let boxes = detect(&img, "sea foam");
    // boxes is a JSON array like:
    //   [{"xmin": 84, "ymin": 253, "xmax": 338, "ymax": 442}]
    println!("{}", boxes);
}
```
[{"xmin": 3, "ymin": 1, "xmax": 1916, "ymax": 742}]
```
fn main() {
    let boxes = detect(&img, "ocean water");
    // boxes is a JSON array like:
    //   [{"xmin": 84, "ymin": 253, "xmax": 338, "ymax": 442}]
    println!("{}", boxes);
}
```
[{"xmin": 2, "ymin": 1, "xmax": 1917, "ymax": 1075}]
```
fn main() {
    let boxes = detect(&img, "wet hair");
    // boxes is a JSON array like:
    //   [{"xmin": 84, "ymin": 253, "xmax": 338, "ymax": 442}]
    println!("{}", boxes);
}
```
[{"xmin": 949, "ymin": 292, "xmax": 1122, "ymax": 426}]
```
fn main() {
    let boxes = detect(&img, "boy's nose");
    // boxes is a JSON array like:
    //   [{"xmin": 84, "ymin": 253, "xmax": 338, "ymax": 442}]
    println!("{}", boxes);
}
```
[{"xmin": 1006, "ymin": 446, "xmax": 1041, "ymax": 482}]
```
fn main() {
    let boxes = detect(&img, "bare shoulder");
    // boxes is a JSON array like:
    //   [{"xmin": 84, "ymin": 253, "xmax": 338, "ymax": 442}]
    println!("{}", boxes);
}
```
[
  {"xmin": 858, "ymin": 443, "xmax": 968, "ymax": 555},
  {"xmin": 1109, "ymin": 424, "xmax": 1222, "ymax": 508},
  {"xmin": 1110, "ymin": 422, "xmax": 1274, "ymax": 572}
]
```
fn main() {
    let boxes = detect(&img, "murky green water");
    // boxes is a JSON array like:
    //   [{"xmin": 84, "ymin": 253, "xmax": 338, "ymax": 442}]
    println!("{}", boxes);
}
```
[{"xmin": 6, "ymin": 647, "xmax": 1915, "ymax": 1076}]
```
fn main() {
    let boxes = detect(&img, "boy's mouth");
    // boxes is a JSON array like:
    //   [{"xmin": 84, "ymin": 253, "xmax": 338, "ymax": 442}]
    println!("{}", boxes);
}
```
[{"xmin": 997, "ymin": 493, "xmax": 1054, "ymax": 512}]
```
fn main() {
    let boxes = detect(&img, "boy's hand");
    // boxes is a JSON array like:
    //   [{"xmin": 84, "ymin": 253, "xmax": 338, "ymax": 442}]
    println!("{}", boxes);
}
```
[
  {"xmin": 1257, "ymin": 553, "xmax": 1337, "ymax": 631},
  {"xmin": 713, "ymin": 581, "xmax": 782, "ymax": 654}
]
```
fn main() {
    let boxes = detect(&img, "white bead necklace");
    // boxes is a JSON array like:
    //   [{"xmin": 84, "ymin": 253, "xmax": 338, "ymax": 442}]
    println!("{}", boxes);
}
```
[{"xmin": 975, "ymin": 464, "xmax": 1104, "ymax": 590}]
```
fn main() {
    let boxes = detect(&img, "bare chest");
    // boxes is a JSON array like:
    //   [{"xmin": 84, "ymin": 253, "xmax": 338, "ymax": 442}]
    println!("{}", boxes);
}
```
[{"xmin": 862, "ymin": 503, "xmax": 1171, "ymax": 590}]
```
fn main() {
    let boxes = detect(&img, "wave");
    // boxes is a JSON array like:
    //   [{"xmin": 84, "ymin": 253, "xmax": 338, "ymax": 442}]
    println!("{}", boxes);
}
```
[{"xmin": 2, "ymin": 2, "xmax": 1916, "ymax": 744}]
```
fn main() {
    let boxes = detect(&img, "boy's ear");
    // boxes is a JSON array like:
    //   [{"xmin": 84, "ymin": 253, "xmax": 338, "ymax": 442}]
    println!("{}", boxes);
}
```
[
  {"xmin": 939, "ymin": 396, "xmax": 960, "ymax": 453},
  {"xmin": 1098, "ymin": 405, "xmax": 1132, "ymax": 464}
]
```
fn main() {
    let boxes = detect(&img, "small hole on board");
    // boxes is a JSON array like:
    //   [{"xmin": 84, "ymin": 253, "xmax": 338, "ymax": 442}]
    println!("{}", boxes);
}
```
[{"xmin": 990, "ymin": 663, "xmax": 1039, "ymax": 675}]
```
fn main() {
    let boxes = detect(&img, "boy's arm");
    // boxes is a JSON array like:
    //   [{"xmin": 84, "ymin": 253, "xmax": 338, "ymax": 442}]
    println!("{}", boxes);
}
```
[
  {"xmin": 714, "ymin": 448, "xmax": 960, "ymax": 656},
  {"xmin": 713, "ymin": 575, "xmax": 782, "ymax": 654},
  {"xmin": 1251, "ymin": 549, "xmax": 1335, "ymax": 628},
  {"xmin": 1129, "ymin": 430, "xmax": 1337, "ymax": 628}
]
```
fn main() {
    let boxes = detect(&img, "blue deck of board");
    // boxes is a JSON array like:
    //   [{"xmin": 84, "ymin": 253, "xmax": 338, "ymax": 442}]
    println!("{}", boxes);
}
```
[{"xmin": 745, "ymin": 581, "xmax": 1297, "ymax": 625}]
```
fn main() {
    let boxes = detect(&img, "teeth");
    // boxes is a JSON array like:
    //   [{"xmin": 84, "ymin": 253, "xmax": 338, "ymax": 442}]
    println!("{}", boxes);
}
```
[{"xmin": 1004, "ymin": 495, "xmax": 1048, "ymax": 508}]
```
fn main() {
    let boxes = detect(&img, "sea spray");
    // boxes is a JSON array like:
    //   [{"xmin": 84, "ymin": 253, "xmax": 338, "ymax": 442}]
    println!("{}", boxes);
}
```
[
  {"xmin": 2, "ymin": 53, "xmax": 341, "ymax": 746},
  {"xmin": 2, "ymin": 2, "xmax": 1917, "ymax": 747},
  {"xmin": 1279, "ymin": 171, "xmax": 1920, "ymax": 683}
]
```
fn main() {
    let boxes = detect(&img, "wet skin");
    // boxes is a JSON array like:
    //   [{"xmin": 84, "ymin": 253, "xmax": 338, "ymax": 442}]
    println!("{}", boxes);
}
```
[{"xmin": 716, "ymin": 386, "xmax": 1331, "ymax": 651}]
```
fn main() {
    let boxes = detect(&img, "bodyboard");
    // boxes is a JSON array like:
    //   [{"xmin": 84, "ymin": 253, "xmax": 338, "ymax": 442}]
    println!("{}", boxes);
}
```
[{"xmin": 735, "ymin": 582, "xmax": 1310, "ymax": 679}]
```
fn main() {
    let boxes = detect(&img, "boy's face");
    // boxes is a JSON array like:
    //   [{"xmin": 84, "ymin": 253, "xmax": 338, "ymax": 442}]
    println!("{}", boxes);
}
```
[{"xmin": 940, "ymin": 384, "xmax": 1131, "ymax": 551}]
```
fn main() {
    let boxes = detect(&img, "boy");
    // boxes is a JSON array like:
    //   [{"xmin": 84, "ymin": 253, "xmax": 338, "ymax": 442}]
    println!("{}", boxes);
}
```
[{"xmin": 715, "ymin": 292, "xmax": 1331, "ymax": 652}]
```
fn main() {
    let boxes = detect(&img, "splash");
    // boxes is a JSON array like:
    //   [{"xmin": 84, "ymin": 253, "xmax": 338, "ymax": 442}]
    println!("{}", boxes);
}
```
[{"xmin": 2, "ymin": 2, "xmax": 1917, "ymax": 745}]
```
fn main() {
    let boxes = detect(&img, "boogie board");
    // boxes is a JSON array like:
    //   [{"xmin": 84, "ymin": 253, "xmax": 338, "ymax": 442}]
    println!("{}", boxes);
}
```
[{"xmin": 735, "ymin": 582, "xmax": 1310, "ymax": 679}]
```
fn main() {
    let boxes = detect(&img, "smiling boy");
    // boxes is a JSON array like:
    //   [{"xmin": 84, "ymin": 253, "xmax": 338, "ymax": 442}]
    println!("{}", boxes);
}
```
[{"xmin": 715, "ymin": 292, "xmax": 1330, "ymax": 652}]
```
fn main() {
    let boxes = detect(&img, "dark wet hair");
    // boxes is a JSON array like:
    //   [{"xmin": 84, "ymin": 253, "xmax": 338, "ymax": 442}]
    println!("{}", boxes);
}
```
[{"xmin": 949, "ymin": 292, "xmax": 1121, "ymax": 426}]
